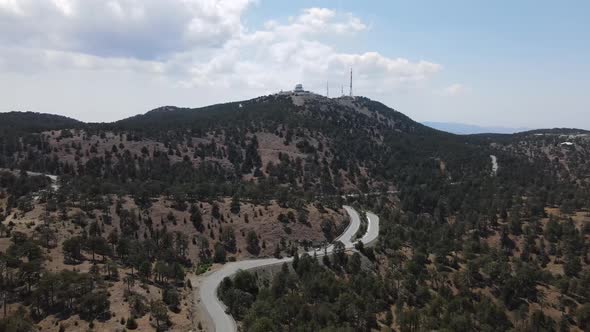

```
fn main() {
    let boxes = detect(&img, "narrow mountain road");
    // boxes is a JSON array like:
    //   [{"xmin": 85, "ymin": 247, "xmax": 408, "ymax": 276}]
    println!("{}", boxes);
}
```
[
  {"xmin": 325, "ymin": 206, "xmax": 362, "ymax": 253},
  {"xmin": 25, "ymin": 171, "xmax": 59, "ymax": 191},
  {"xmin": 360, "ymin": 212, "xmax": 380, "ymax": 246},
  {"xmin": 490, "ymin": 155, "xmax": 498, "ymax": 176},
  {"xmin": 194, "ymin": 205, "xmax": 380, "ymax": 332},
  {"xmin": 0, "ymin": 169, "xmax": 60, "ymax": 191}
]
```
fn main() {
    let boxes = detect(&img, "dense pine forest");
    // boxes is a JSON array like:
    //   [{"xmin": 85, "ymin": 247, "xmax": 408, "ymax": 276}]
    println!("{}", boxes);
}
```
[{"xmin": 0, "ymin": 93, "xmax": 589, "ymax": 331}]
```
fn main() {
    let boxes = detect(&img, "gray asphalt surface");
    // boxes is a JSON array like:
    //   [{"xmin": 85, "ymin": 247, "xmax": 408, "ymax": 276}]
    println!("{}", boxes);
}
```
[
  {"xmin": 26, "ymin": 171, "xmax": 59, "ymax": 190},
  {"xmin": 198, "ymin": 205, "xmax": 379, "ymax": 332},
  {"xmin": 360, "ymin": 211, "xmax": 379, "ymax": 245}
]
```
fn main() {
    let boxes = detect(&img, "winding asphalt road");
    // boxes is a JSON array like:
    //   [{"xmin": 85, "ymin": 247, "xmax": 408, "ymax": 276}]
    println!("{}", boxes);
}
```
[
  {"xmin": 197, "ymin": 205, "xmax": 379, "ymax": 332},
  {"xmin": 361, "ymin": 212, "xmax": 380, "ymax": 246},
  {"xmin": 0, "ymin": 169, "xmax": 60, "ymax": 191},
  {"xmin": 26, "ymin": 171, "xmax": 59, "ymax": 191},
  {"xmin": 490, "ymin": 155, "xmax": 499, "ymax": 176}
]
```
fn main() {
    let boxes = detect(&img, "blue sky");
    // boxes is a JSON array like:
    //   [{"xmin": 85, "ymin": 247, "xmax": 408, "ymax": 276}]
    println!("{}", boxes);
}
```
[
  {"xmin": 246, "ymin": 0, "xmax": 590, "ymax": 128},
  {"xmin": 249, "ymin": 1, "xmax": 589, "ymax": 62},
  {"xmin": 0, "ymin": 0, "xmax": 588, "ymax": 129}
]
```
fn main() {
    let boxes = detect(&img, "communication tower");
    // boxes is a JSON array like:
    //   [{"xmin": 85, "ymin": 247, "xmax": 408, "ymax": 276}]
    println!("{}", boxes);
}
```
[{"xmin": 349, "ymin": 68, "xmax": 353, "ymax": 97}]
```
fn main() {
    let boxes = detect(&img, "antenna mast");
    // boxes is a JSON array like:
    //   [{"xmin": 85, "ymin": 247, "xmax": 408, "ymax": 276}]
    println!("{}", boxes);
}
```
[
  {"xmin": 349, "ymin": 68, "xmax": 353, "ymax": 97},
  {"xmin": 326, "ymin": 81, "xmax": 329, "ymax": 98}
]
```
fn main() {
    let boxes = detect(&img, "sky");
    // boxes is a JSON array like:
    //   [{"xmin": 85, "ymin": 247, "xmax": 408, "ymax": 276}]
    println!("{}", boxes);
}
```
[{"xmin": 0, "ymin": 0, "xmax": 588, "ymax": 129}]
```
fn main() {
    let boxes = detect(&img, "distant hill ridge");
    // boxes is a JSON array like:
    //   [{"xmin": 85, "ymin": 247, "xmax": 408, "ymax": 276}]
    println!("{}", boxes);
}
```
[
  {"xmin": 422, "ymin": 121, "xmax": 531, "ymax": 135},
  {"xmin": 2, "ymin": 97, "xmax": 586, "ymax": 137},
  {"xmin": 0, "ymin": 111, "xmax": 82, "ymax": 132}
]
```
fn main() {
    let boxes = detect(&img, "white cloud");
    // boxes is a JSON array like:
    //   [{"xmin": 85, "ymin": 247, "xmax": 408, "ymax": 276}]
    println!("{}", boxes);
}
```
[
  {"xmin": 0, "ymin": 0, "xmax": 253, "ymax": 59},
  {"xmin": 439, "ymin": 83, "xmax": 468, "ymax": 96},
  {"xmin": 0, "ymin": 0, "xmax": 24, "ymax": 15},
  {"xmin": 0, "ymin": 2, "xmax": 444, "ymax": 120},
  {"xmin": 175, "ymin": 7, "xmax": 440, "ymax": 92},
  {"xmin": 51, "ymin": 0, "xmax": 75, "ymax": 17}
]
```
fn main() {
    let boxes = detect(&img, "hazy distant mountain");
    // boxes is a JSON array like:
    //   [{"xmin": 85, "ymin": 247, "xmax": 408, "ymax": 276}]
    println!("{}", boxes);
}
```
[{"xmin": 422, "ymin": 121, "xmax": 530, "ymax": 135}]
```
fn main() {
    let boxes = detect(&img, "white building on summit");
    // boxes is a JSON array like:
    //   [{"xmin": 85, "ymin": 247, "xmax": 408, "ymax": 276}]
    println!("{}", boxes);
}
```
[
  {"xmin": 277, "ymin": 83, "xmax": 312, "ymax": 95},
  {"xmin": 294, "ymin": 83, "xmax": 305, "ymax": 93}
]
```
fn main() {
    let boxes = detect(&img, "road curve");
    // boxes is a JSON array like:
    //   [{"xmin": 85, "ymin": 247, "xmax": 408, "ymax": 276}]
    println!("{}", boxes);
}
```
[
  {"xmin": 325, "ymin": 206, "xmax": 361, "ymax": 253},
  {"xmin": 360, "ymin": 211, "xmax": 379, "ymax": 245},
  {"xmin": 0, "ymin": 169, "xmax": 60, "ymax": 192},
  {"xmin": 26, "ymin": 171, "xmax": 59, "ymax": 191},
  {"xmin": 490, "ymin": 155, "xmax": 498, "ymax": 176},
  {"xmin": 196, "ymin": 206, "xmax": 379, "ymax": 332}
]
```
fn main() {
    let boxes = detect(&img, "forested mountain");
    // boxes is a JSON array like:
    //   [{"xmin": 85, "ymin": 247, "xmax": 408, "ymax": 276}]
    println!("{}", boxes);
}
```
[
  {"xmin": 1, "ymin": 94, "xmax": 492, "ymax": 201},
  {"xmin": 0, "ymin": 93, "xmax": 589, "ymax": 331},
  {"xmin": 0, "ymin": 112, "xmax": 82, "ymax": 131}
]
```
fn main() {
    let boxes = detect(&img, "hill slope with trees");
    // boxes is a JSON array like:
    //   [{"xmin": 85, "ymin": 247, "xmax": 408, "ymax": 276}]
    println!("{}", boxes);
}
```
[{"xmin": 0, "ymin": 93, "xmax": 589, "ymax": 331}]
